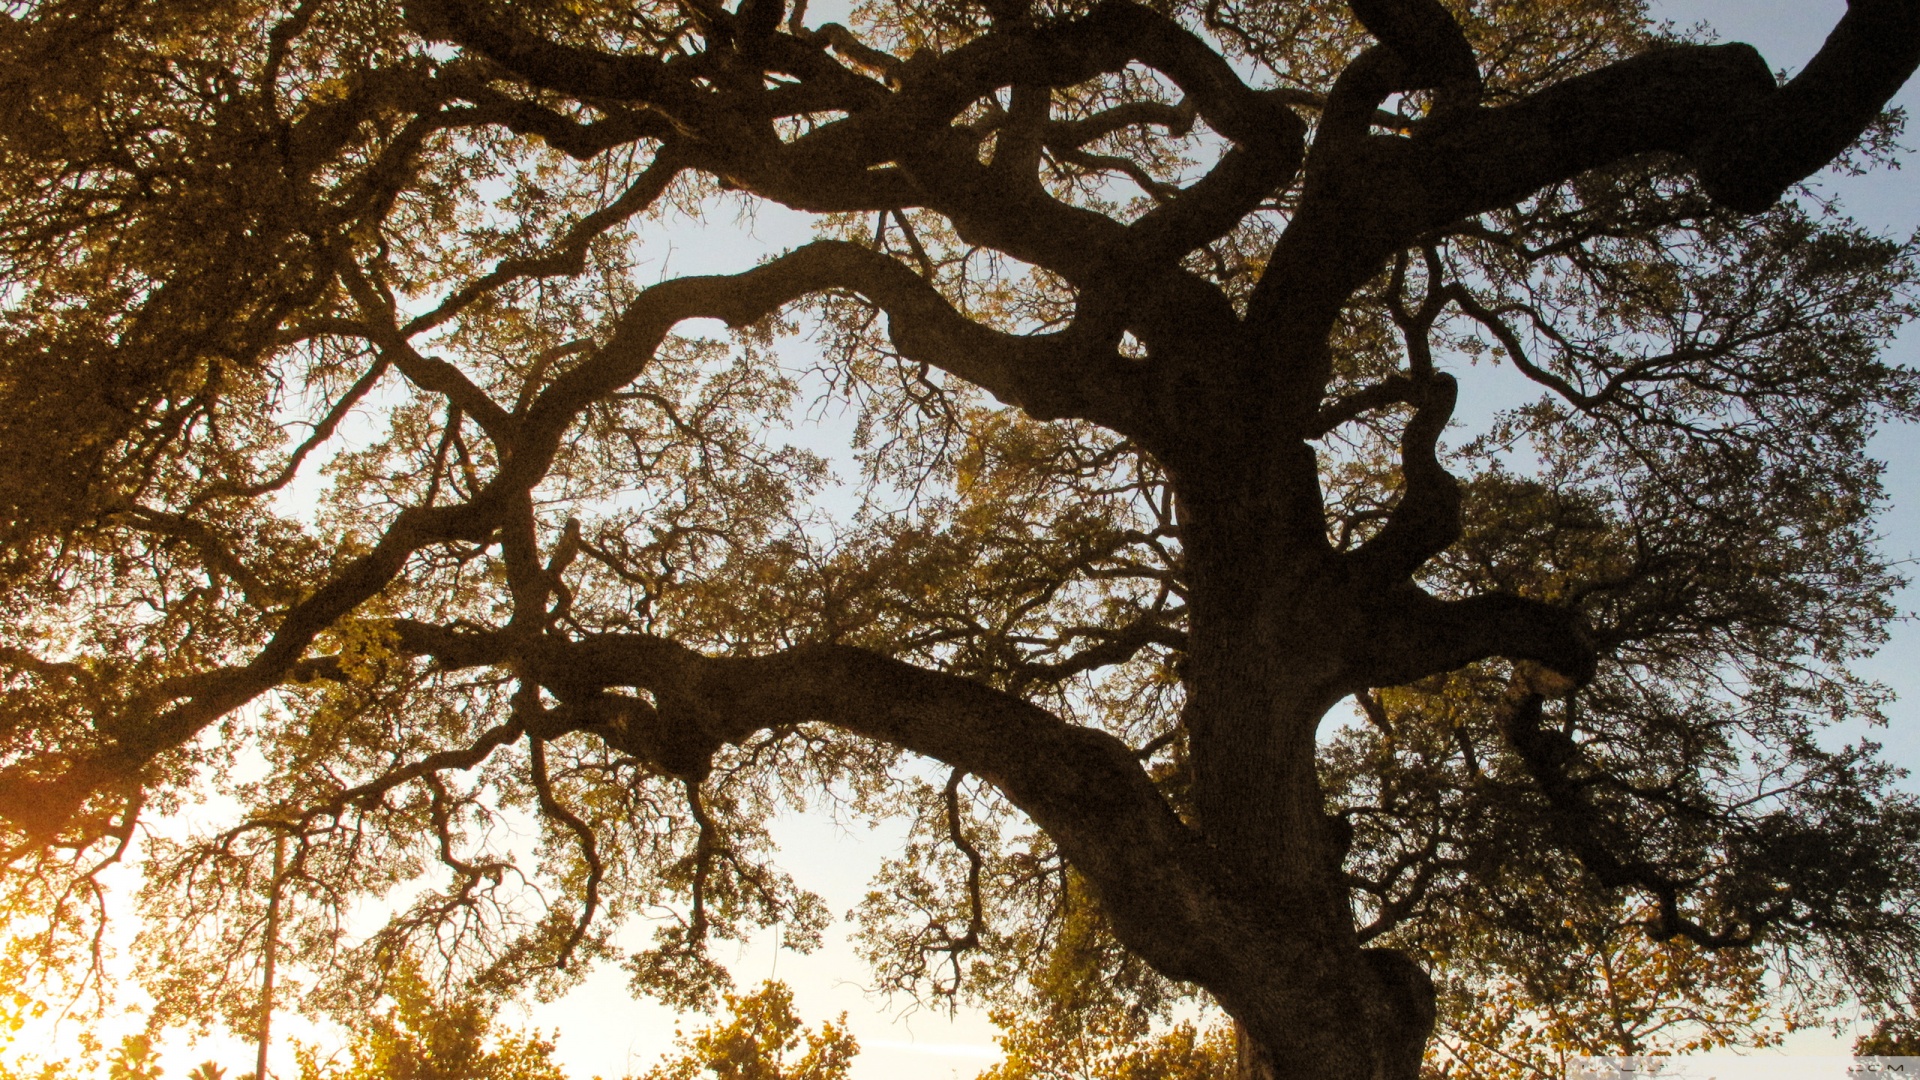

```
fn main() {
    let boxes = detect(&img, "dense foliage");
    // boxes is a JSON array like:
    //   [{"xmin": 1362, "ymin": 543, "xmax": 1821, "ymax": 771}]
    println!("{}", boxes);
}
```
[{"xmin": 4, "ymin": 0, "xmax": 1920, "ymax": 1076}]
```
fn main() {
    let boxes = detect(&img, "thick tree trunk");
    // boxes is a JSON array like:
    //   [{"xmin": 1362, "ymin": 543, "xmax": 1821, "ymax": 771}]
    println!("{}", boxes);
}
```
[{"xmin": 1169, "ymin": 425, "xmax": 1436, "ymax": 1080}]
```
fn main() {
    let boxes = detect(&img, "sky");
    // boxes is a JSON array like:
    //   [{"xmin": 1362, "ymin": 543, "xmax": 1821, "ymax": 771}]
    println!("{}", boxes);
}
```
[{"xmin": 13, "ymin": 3, "xmax": 1920, "ymax": 1079}]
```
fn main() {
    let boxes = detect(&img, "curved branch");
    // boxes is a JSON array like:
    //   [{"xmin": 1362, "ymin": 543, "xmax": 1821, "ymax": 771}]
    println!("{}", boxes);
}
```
[
  {"xmin": 1349, "ymin": 588, "xmax": 1596, "ymax": 689},
  {"xmin": 1267, "ymin": 85, "xmax": 1414, "ymax": 133},
  {"xmin": 402, "ymin": 629, "xmax": 1427, "ymax": 1062},
  {"xmin": 1346, "ymin": 0, "xmax": 1481, "ymax": 108},
  {"xmin": 1044, "ymin": 98, "xmax": 1197, "ymax": 148},
  {"xmin": 1309, "ymin": 375, "xmax": 1416, "ymax": 437},
  {"xmin": 1252, "ymin": 5, "xmax": 1918, "ymax": 372},
  {"xmin": 1414, "ymin": 4, "xmax": 1920, "ymax": 223},
  {"xmin": 792, "ymin": 21, "xmax": 902, "ymax": 80},
  {"xmin": 937, "ymin": 769, "xmax": 988, "ymax": 981},
  {"xmin": 404, "ymin": 148, "xmax": 686, "ymax": 338},
  {"xmin": 367, "ymin": 628, "xmax": 1340, "ymax": 1014},
  {"xmin": 419, "ymin": 0, "xmax": 1304, "ymax": 292},
  {"xmin": 301, "ymin": 715, "xmax": 525, "ymax": 825},
  {"xmin": 1347, "ymin": 384, "xmax": 1459, "ymax": 586},
  {"xmin": 197, "ymin": 355, "xmax": 392, "ymax": 503},
  {"xmin": 404, "ymin": 0, "xmax": 711, "ymax": 119},
  {"xmin": 527, "ymin": 730, "xmax": 603, "ymax": 969},
  {"xmin": 339, "ymin": 266, "xmax": 516, "ymax": 441},
  {"xmin": 1011, "ymin": 616, "xmax": 1186, "ymax": 684},
  {"xmin": 530, "ymin": 240, "xmax": 1152, "ymax": 435},
  {"xmin": 441, "ymin": 75, "xmax": 671, "ymax": 159},
  {"xmin": 119, "ymin": 507, "xmax": 295, "ymax": 607},
  {"xmin": 1, "ymin": 233, "xmax": 1165, "ymax": 850},
  {"xmin": 789, "ymin": 1, "xmax": 1295, "ymax": 155},
  {"xmin": 1443, "ymin": 284, "xmax": 1598, "ymax": 408},
  {"xmin": 1699, "ymin": 0, "xmax": 1920, "ymax": 212},
  {"xmin": 1054, "ymin": 145, "xmax": 1182, "ymax": 202},
  {"xmin": 2, "ymin": 372, "xmax": 575, "ymax": 850},
  {"xmin": 0, "ymin": 494, "xmax": 498, "ymax": 847}
]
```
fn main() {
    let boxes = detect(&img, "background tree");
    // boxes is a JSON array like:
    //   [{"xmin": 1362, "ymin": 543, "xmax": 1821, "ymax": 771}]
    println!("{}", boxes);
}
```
[
  {"xmin": 4, "ymin": 1, "xmax": 1920, "ymax": 1079},
  {"xmin": 634, "ymin": 981, "xmax": 857, "ymax": 1080},
  {"xmin": 981, "ymin": 1014, "xmax": 1233, "ymax": 1080},
  {"xmin": 291, "ymin": 959, "xmax": 567, "ymax": 1080},
  {"xmin": 0, "ymin": 961, "xmax": 591, "ymax": 1080},
  {"xmin": 1855, "ymin": 1017, "xmax": 1920, "ymax": 1058}
]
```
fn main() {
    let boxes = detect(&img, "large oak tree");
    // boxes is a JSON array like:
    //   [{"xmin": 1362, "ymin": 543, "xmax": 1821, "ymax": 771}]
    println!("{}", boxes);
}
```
[{"xmin": 5, "ymin": 1, "xmax": 1920, "ymax": 1077}]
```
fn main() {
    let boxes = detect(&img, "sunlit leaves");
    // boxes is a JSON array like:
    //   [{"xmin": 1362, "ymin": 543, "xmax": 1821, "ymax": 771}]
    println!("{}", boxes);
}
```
[
  {"xmin": 292, "ymin": 956, "xmax": 569, "ymax": 1080},
  {"xmin": 979, "ymin": 1013, "xmax": 1233, "ymax": 1080},
  {"xmin": 633, "ymin": 980, "xmax": 857, "ymax": 1080}
]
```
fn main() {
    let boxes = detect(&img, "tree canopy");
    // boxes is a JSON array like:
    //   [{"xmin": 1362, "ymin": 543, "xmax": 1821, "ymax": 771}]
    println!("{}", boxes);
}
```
[{"xmin": 4, "ymin": 0, "xmax": 1920, "ymax": 1077}]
